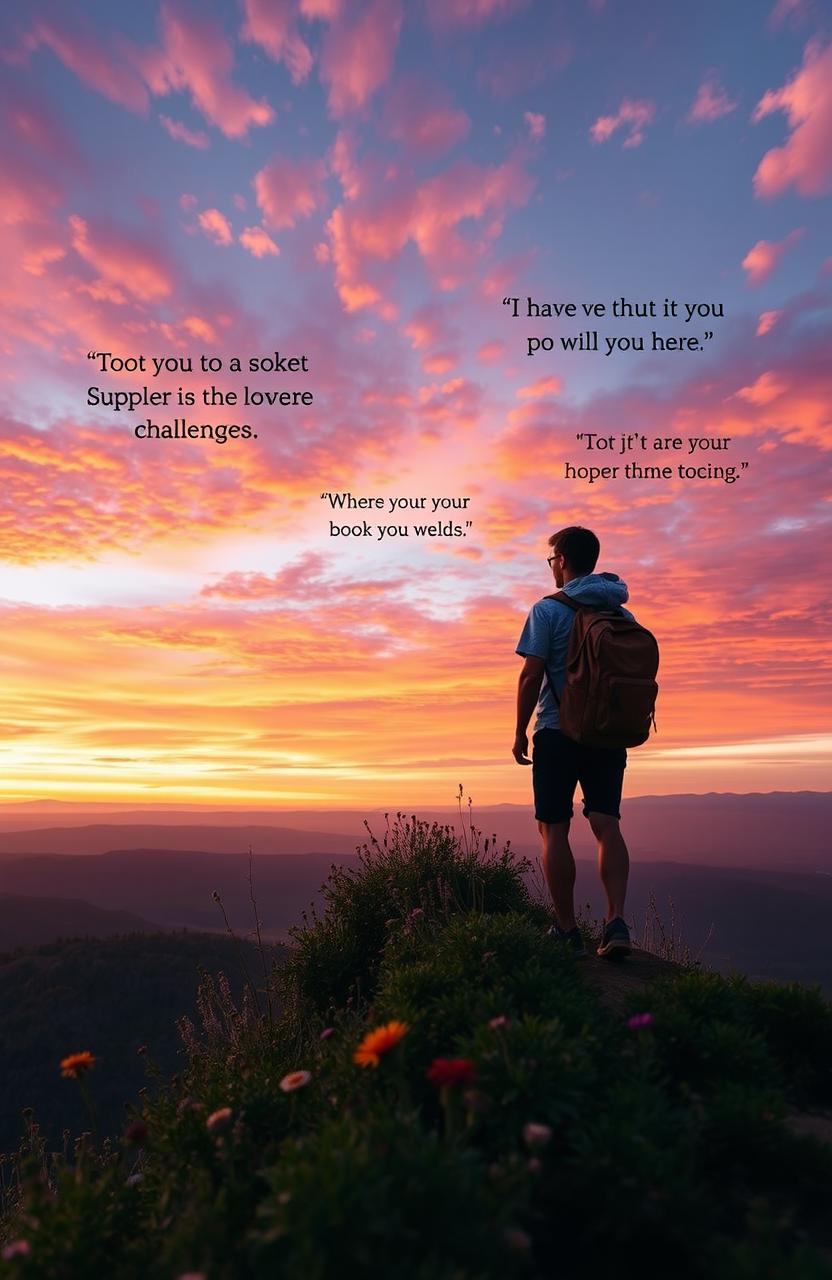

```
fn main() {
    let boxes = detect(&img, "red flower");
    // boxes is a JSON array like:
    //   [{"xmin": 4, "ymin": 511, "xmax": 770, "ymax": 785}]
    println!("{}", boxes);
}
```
[{"xmin": 426, "ymin": 1057, "xmax": 476, "ymax": 1088}]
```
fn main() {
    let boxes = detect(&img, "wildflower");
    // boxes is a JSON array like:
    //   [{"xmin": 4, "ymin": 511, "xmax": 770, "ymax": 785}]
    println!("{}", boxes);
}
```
[
  {"xmin": 125, "ymin": 1173, "xmax": 143, "ymax": 1187},
  {"xmin": 488, "ymin": 1015, "xmax": 509, "ymax": 1030},
  {"xmin": 626, "ymin": 1012, "xmax": 654, "ymax": 1031},
  {"xmin": 504, "ymin": 1227, "xmax": 532, "ymax": 1253},
  {"xmin": 123, "ymin": 1120, "xmax": 148, "ymax": 1145},
  {"xmin": 319, "ymin": 1027, "xmax": 334, "ymax": 1040},
  {"xmin": 60, "ymin": 1051, "xmax": 95, "ymax": 1079},
  {"xmin": 426, "ymin": 1058, "xmax": 476, "ymax": 1088},
  {"xmin": 279, "ymin": 1070, "xmax": 312, "ymax": 1092},
  {"xmin": 353, "ymin": 1020, "xmax": 409, "ymax": 1067},
  {"xmin": 522, "ymin": 1122, "xmax": 552, "ymax": 1150},
  {"xmin": 206, "ymin": 1107, "xmax": 233, "ymax": 1133},
  {"xmin": 528, "ymin": 1157, "xmax": 542, "ymax": 1173},
  {"xmin": 2, "ymin": 1241, "xmax": 31, "ymax": 1260}
]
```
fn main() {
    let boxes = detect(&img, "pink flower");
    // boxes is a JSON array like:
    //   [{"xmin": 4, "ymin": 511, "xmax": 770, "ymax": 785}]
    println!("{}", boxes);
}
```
[
  {"xmin": 280, "ymin": 1070, "xmax": 312, "ymax": 1092},
  {"xmin": 2, "ymin": 1241, "xmax": 31, "ymax": 1260},
  {"xmin": 627, "ymin": 1012, "xmax": 654, "ymax": 1031},
  {"xmin": 522, "ymin": 1121, "xmax": 552, "ymax": 1150},
  {"xmin": 319, "ymin": 1027, "xmax": 334, "ymax": 1040},
  {"xmin": 488, "ymin": 1015, "xmax": 509, "ymax": 1030},
  {"xmin": 206, "ymin": 1107, "xmax": 233, "ymax": 1133}
]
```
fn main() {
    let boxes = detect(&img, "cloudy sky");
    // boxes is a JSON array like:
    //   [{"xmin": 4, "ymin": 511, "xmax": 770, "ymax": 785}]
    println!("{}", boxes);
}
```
[{"xmin": 1, "ymin": 0, "xmax": 830, "ymax": 808}]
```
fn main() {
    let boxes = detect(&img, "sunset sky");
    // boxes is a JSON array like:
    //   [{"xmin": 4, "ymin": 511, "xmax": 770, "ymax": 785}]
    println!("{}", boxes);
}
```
[{"xmin": 1, "ymin": 0, "xmax": 831, "ymax": 809}]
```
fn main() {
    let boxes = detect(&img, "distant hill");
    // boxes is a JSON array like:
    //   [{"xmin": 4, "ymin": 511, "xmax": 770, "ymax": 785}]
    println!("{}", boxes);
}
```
[
  {"xmin": 0, "ymin": 849, "xmax": 352, "ymax": 936},
  {"xmin": 0, "ymin": 931, "xmax": 285, "ymax": 1153},
  {"xmin": 0, "ymin": 894, "xmax": 163, "ymax": 950},
  {"xmin": 2, "ymin": 849, "xmax": 832, "ymax": 992},
  {"xmin": 0, "ymin": 792, "xmax": 829, "ymax": 869}
]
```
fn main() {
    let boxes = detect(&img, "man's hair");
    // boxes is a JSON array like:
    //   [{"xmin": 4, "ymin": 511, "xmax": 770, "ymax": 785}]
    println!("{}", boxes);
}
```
[{"xmin": 548, "ymin": 526, "xmax": 600, "ymax": 574}]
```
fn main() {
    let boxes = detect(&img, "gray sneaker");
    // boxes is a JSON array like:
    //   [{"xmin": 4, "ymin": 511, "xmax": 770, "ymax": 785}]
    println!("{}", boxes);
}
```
[
  {"xmin": 597, "ymin": 916, "xmax": 632, "ymax": 960},
  {"xmin": 547, "ymin": 923, "xmax": 588, "ymax": 958}
]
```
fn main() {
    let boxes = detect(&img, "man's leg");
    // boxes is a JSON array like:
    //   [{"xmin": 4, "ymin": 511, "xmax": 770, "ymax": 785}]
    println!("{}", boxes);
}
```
[
  {"xmin": 587, "ymin": 812, "xmax": 629, "ymax": 920},
  {"xmin": 538, "ymin": 819, "xmax": 577, "ymax": 930}
]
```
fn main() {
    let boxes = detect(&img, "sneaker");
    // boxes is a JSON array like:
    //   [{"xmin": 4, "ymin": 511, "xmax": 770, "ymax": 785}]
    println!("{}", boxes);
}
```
[
  {"xmin": 597, "ymin": 916, "xmax": 632, "ymax": 960},
  {"xmin": 547, "ymin": 923, "xmax": 588, "ymax": 958}
]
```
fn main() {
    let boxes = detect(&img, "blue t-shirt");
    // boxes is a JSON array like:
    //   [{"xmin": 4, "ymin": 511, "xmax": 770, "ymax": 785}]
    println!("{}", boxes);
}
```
[{"xmin": 516, "ymin": 573, "xmax": 633, "ymax": 732}]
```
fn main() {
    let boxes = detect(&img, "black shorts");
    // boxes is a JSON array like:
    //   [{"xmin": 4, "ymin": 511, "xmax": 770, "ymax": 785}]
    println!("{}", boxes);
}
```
[{"xmin": 532, "ymin": 728, "xmax": 626, "ymax": 824}]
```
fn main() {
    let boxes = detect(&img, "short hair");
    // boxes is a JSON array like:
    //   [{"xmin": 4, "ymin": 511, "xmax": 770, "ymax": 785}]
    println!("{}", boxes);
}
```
[{"xmin": 548, "ymin": 526, "xmax": 600, "ymax": 575}]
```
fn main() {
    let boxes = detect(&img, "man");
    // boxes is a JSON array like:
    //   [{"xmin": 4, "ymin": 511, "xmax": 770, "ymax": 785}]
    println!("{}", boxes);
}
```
[{"xmin": 513, "ymin": 526, "xmax": 633, "ymax": 959}]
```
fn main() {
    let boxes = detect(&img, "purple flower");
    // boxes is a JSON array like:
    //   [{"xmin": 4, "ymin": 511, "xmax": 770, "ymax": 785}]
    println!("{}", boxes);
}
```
[
  {"xmin": 319, "ymin": 1027, "xmax": 334, "ymax": 1040},
  {"xmin": 627, "ymin": 1012, "xmax": 654, "ymax": 1031}
]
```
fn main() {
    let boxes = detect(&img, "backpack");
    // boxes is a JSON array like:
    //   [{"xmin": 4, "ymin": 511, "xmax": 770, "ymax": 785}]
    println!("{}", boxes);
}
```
[{"xmin": 544, "ymin": 592, "xmax": 659, "ymax": 748}]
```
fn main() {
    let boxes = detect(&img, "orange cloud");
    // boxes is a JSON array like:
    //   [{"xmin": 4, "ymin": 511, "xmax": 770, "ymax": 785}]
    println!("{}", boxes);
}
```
[
  {"xmin": 254, "ymin": 156, "xmax": 327, "ymax": 230},
  {"xmin": 741, "ymin": 228, "xmax": 803, "ymax": 285},
  {"xmin": 516, "ymin": 375, "xmax": 563, "ymax": 400},
  {"xmin": 733, "ymin": 371, "xmax": 787, "ymax": 405},
  {"xmin": 590, "ymin": 98, "xmax": 655, "ymax": 148},
  {"xmin": 752, "ymin": 40, "xmax": 832, "ymax": 198}
]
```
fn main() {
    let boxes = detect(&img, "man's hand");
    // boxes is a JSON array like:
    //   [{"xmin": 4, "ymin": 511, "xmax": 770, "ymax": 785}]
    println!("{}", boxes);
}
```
[{"xmin": 514, "ymin": 654, "xmax": 545, "ymax": 765}]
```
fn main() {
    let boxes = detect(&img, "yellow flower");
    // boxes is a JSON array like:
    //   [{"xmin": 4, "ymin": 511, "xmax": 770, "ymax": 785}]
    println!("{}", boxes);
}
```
[
  {"xmin": 353, "ymin": 1020, "xmax": 409, "ymax": 1068},
  {"xmin": 60, "ymin": 1051, "xmax": 96, "ymax": 1079}
]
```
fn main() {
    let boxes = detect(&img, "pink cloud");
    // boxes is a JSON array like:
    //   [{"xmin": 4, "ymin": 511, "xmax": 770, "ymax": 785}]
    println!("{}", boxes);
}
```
[
  {"xmin": 240, "ymin": 0, "xmax": 314, "ymax": 84},
  {"xmin": 239, "ymin": 226, "xmax": 280, "ymax": 258},
  {"xmin": 330, "ymin": 131, "xmax": 362, "ymax": 199},
  {"xmin": 741, "ymin": 229, "xmax": 803, "ymax": 285},
  {"xmin": 318, "ymin": 0, "xmax": 403, "ymax": 116},
  {"xmin": 183, "ymin": 315, "xmax": 217, "ymax": 342},
  {"xmin": 179, "ymin": 193, "xmax": 198, "ymax": 211},
  {"xmin": 768, "ymin": 0, "xmax": 813, "ymax": 28},
  {"xmin": 25, "ymin": 14, "xmax": 149, "ymax": 113},
  {"xmin": 517, "ymin": 375, "xmax": 563, "ymax": 400},
  {"xmin": 524, "ymin": 111, "xmax": 546, "ymax": 140},
  {"xmin": 686, "ymin": 74, "xmax": 737, "ymax": 124},
  {"xmin": 425, "ymin": 0, "xmax": 530, "ymax": 27},
  {"xmin": 757, "ymin": 309, "xmax": 783, "ymax": 336},
  {"xmin": 141, "ymin": 1, "xmax": 274, "ymax": 139},
  {"xmin": 752, "ymin": 40, "xmax": 832, "ymax": 198},
  {"xmin": 734, "ymin": 371, "xmax": 788, "ymax": 405},
  {"xmin": 326, "ymin": 153, "xmax": 534, "ymax": 312},
  {"xmin": 198, "ymin": 208, "xmax": 234, "ymax": 246},
  {"xmin": 476, "ymin": 340, "xmax": 505, "ymax": 364},
  {"xmin": 590, "ymin": 98, "xmax": 656, "ymax": 148},
  {"xmin": 254, "ymin": 156, "xmax": 327, "ymax": 230},
  {"xmin": 385, "ymin": 80, "xmax": 471, "ymax": 158},
  {"xmin": 69, "ymin": 214, "xmax": 173, "ymax": 300},
  {"xmin": 300, "ymin": 0, "xmax": 343, "ymax": 16},
  {"xmin": 159, "ymin": 114, "xmax": 210, "ymax": 148}
]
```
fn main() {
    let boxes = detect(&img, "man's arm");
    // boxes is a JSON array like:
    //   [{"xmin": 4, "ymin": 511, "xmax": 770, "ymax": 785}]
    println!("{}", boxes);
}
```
[{"xmin": 513, "ymin": 655, "xmax": 546, "ymax": 765}]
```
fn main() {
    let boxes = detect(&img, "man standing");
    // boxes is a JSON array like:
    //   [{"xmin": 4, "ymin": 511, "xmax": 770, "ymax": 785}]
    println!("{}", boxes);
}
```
[{"xmin": 513, "ymin": 526, "xmax": 633, "ymax": 959}]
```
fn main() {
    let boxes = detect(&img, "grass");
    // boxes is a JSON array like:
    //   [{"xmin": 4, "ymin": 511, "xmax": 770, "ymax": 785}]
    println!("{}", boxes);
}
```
[{"xmin": 2, "ymin": 807, "xmax": 832, "ymax": 1279}]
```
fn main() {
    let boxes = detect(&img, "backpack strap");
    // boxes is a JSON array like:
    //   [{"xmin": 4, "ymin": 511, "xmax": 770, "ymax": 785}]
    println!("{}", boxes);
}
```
[{"xmin": 544, "ymin": 591, "xmax": 584, "ymax": 610}]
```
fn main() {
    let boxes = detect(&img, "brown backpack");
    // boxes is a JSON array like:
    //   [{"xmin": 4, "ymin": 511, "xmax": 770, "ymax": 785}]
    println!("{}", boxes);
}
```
[{"xmin": 545, "ymin": 592, "xmax": 659, "ymax": 748}]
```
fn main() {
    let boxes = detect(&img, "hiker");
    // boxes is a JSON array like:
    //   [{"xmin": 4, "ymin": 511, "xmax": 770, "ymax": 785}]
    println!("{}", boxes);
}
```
[{"xmin": 513, "ymin": 526, "xmax": 656, "ymax": 960}]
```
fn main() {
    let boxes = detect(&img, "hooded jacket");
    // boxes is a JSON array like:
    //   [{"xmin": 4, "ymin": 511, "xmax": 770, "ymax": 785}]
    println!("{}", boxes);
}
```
[{"xmin": 516, "ymin": 572, "xmax": 633, "ymax": 733}]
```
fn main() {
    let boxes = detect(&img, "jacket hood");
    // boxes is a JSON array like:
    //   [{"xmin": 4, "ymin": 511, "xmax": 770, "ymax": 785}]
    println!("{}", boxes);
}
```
[{"xmin": 557, "ymin": 571, "xmax": 629, "ymax": 609}]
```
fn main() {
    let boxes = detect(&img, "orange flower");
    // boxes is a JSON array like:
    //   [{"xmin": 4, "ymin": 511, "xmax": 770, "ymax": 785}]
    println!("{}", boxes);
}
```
[
  {"xmin": 60, "ymin": 1051, "xmax": 96, "ymax": 1079},
  {"xmin": 353, "ymin": 1020, "xmax": 409, "ymax": 1068}
]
